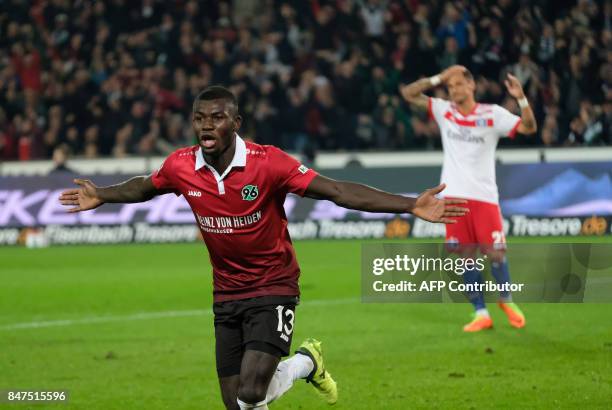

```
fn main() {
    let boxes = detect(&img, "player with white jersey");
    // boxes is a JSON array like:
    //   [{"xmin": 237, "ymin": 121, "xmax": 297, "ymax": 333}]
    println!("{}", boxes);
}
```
[{"xmin": 400, "ymin": 65, "xmax": 537, "ymax": 332}]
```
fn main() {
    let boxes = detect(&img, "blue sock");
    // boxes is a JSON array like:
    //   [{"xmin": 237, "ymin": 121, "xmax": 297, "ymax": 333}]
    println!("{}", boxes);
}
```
[
  {"xmin": 491, "ymin": 257, "xmax": 512, "ymax": 302},
  {"xmin": 463, "ymin": 268, "xmax": 485, "ymax": 311}
]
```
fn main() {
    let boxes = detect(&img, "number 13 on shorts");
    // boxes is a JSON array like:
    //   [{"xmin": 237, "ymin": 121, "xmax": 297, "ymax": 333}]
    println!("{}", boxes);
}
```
[{"xmin": 276, "ymin": 305, "xmax": 294, "ymax": 342}]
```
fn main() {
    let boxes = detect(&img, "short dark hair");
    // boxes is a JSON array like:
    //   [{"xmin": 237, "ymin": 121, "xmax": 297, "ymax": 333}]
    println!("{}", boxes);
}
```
[{"xmin": 193, "ymin": 85, "xmax": 238, "ymax": 114}]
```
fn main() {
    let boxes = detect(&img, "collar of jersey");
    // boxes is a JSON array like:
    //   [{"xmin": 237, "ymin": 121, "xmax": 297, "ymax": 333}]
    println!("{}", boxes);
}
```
[
  {"xmin": 195, "ymin": 134, "xmax": 247, "ymax": 180},
  {"xmin": 452, "ymin": 102, "xmax": 480, "ymax": 117}
]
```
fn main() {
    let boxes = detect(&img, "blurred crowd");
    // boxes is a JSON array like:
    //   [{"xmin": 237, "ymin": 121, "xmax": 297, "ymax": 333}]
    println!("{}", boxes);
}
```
[{"xmin": 0, "ymin": 0, "xmax": 610, "ymax": 161}]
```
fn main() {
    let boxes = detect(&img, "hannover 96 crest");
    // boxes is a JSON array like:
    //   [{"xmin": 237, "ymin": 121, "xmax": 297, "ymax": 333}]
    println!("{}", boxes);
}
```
[{"xmin": 241, "ymin": 184, "xmax": 259, "ymax": 201}]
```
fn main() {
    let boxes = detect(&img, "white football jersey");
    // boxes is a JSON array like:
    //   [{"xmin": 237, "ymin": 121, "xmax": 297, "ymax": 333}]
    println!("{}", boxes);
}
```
[{"xmin": 429, "ymin": 97, "xmax": 521, "ymax": 204}]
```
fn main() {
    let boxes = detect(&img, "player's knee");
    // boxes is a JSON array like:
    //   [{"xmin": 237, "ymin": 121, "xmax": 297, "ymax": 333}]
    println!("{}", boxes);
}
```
[
  {"xmin": 487, "ymin": 249, "xmax": 506, "ymax": 264},
  {"xmin": 459, "ymin": 247, "xmax": 477, "ymax": 259},
  {"xmin": 237, "ymin": 383, "xmax": 267, "ymax": 404}
]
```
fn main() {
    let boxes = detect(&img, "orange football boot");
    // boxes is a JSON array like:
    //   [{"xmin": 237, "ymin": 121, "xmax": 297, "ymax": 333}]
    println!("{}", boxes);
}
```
[
  {"xmin": 463, "ymin": 314, "xmax": 494, "ymax": 332},
  {"xmin": 498, "ymin": 302, "xmax": 526, "ymax": 328}
]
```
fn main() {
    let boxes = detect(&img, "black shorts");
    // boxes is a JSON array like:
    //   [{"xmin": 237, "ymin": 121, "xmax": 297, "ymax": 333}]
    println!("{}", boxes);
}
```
[{"xmin": 213, "ymin": 295, "xmax": 298, "ymax": 378}]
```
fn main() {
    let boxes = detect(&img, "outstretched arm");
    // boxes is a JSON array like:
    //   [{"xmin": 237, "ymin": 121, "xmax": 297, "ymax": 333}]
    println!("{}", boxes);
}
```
[
  {"xmin": 59, "ymin": 176, "xmax": 166, "ymax": 213},
  {"xmin": 504, "ymin": 73, "xmax": 537, "ymax": 135},
  {"xmin": 399, "ymin": 65, "xmax": 466, "ymax": 111},
  {"xmin": 304, "ymin": 175, "xmax": 468, "ymax": 224}
]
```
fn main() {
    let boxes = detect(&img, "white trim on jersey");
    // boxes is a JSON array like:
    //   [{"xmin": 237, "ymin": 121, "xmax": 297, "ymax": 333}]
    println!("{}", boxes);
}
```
[{"xmin": 195, "ymin": 134, "xmax": 247, "ymax": 195}]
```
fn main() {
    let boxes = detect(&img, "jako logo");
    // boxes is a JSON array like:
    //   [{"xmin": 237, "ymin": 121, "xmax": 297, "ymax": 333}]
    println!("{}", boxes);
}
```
[{"xmin": 188, "ymin": 190, "xmax": 202, "ymax": 197}]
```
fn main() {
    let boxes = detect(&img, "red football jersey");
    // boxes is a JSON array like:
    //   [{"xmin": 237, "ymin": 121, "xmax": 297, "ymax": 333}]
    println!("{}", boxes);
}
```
[{"xmin": 151, "ymin": 136, "xmax": 318, "ymax": 302}]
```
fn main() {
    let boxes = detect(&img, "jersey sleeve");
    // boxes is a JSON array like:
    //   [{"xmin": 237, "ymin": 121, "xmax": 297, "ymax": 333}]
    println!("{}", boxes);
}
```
[
  {"xmin": 428, "ymin": 97, "xmax": 451, "ymax": 123},
  {"xmin": 151, "ymin": 152, "xmax": 180, "ymax": 195},
  {"xmin": 493, "ymin": 104, "xmax": 522, "ymax": 138},
  {"xmin": 268, "ymin": 146, "xmax": 319, "ymax": 196}
]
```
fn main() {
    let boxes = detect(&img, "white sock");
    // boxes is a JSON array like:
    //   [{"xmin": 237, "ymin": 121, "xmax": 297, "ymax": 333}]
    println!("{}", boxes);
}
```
[
  {"xmin": 237, "ymin": 398, "xmax": 268, "ymax": 409},
  {"xmin": 475, "ymin": 308, "xmax": 490, "ymax": 317},
  {"xmin": 266, "ymin": 353, "xmax": 314, "ymax": 403}
]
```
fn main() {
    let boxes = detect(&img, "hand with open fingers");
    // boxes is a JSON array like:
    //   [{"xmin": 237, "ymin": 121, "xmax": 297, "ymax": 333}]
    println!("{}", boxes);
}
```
[
  {"xmin": 412, "ymin": 183, "xmax": 469, "ymax": 224},
  {"xmin": 504, "ymin": 73, "xmax": 525, "ymax": 99},
  {"xmin": 58, "ymin": 179, "xmax": 103, "ymax": 213}
]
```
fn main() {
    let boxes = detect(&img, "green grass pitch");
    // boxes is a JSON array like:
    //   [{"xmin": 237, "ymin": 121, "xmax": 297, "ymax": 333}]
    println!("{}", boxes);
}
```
[{"xmin": 1, "ymin": 238, "xmax": 611, "ymax": 409}]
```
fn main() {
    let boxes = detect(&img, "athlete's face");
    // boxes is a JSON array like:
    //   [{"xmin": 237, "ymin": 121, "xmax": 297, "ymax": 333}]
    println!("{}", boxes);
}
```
[
  {"xmin": 192, "ymin": 99, "xmax": 242, "ymax": 157},
  {"xmin": 447, "ymin": 73, "xmax": 475, "ymax": 105}
]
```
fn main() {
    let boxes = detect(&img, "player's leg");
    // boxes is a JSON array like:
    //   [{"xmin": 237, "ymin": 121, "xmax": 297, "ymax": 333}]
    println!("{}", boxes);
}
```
[
  {"xmin": 477, "ymin": 203, "xmax": 511, "ymax": 299},
  {"xmin": 236, "ymin": 345, "xmax": 323, "ymax": 408},
  {"xmin": 460, "ymin": 245, "xmax": 493, "ymax": 331},
  {"xmin": 237, "ymin": 297, "xmax": 300, "ymax": 408},
  {"xmin": 445, "ymin": 199, "xmax": 491, "ymax": 331},
  {"xmin": 237, "ymin": 297, "xmax": 336, "ymax": 407},
  {"xmin": 239, "ymin": 341, "xmax": 334, "ymax": 406},
  {"xmin": 216, "ymin": 325, "xmax": 245, "ymax": 409},
  {"xmin": 219, "ymin": 376, "xmax": 241, "ymax": 410},
  {"xmin": 214, "ymin": 301, "xmax": 247, "ymax": 410},
  {"xmin": 476, "ymin": 203, "xmax": 525, "ymax": 328},
  {"xmin": 265, "ymin": 347, "xmax": 315, "ymax": 403},
  {"xmin": 237, "ymin": 348, "xmax": 279, "ymax": 409}
]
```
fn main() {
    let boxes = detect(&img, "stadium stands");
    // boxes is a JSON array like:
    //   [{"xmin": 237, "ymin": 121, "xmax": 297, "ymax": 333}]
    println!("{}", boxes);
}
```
[{"xmin": 0, "ymin": 0, "xmax": 610, "ymax": 160}]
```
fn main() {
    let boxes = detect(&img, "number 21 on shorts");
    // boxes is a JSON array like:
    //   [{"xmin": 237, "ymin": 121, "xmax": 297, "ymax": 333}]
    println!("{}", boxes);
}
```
[{"xmin": 492, "ymin": 230, "xmax": 506, "ymax": 249}]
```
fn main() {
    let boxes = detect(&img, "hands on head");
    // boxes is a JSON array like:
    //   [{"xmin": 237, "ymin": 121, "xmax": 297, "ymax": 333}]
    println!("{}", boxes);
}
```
[{"xmin": 440, "ymin": 65, "xmax": 468, "ymax": 83}]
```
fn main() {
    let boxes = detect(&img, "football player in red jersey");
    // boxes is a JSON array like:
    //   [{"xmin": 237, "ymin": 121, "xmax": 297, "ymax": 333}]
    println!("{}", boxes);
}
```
[{"xmin": 60, "ymin": 86, "xmax": 467, "ymax": 410}]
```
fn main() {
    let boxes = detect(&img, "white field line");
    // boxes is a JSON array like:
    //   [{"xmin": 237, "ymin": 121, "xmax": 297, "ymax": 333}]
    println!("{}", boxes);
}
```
[{"xmin": 0, "ymin": 298, "xmax": 359, "ymax": 331}]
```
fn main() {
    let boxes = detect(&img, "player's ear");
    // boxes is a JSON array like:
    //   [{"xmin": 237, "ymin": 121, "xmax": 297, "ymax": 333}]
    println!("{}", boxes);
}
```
[{"xmin": 234, "ymin": 115, "xmax": 242, "ymax": 132}]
